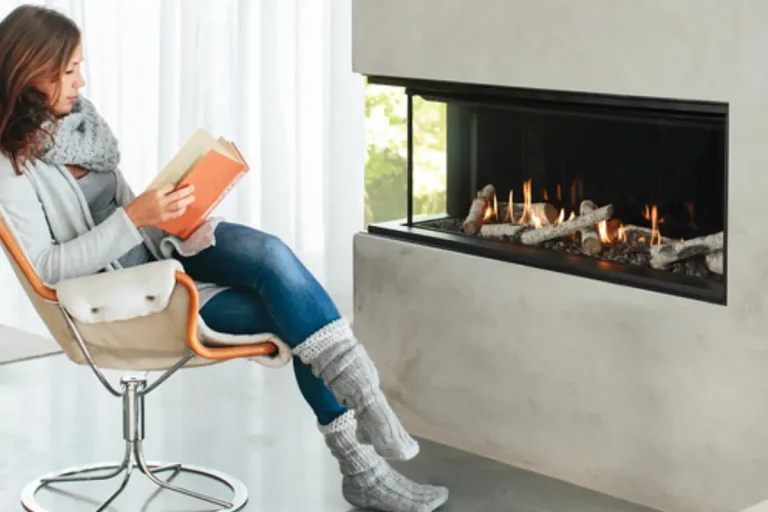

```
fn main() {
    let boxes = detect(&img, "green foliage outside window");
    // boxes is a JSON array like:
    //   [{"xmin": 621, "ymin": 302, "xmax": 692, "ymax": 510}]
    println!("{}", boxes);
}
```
[{"xmin": 364, "ymin": 83, "xmax": 447, "ymax": 226}]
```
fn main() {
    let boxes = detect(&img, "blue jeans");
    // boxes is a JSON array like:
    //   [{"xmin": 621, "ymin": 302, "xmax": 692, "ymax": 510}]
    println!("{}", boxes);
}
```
[{"xmin": 175, "ymin": 222, "xmax": 348, "ymax": 426}]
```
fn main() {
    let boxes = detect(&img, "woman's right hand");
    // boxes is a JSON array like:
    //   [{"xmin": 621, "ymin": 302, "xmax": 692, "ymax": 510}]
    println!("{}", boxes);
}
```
[{"xmin": 124, "ymin": 184, "xmax": 196, "ymax": 228}]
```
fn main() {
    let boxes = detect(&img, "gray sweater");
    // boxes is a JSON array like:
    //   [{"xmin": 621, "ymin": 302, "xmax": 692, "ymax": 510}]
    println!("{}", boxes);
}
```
[{"xmin": 0, "ymin": 154, "xmax": 224, "ymax": 307}]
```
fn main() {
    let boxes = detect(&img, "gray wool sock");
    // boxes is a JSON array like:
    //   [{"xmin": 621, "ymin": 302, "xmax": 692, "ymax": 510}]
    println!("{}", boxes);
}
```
[
  {"xmin": 294, "ymin": 319, "xmax": 419, "ymax": 460},
  {"xmin": 320, "ymin": 411, "xmax": 449, "ymax": 512}
]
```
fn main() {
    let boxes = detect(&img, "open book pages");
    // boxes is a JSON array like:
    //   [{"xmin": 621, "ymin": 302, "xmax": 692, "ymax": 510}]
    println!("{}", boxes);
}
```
[{"xmin": 146, "ymin": 128, "xmax": 243, "ymax": 191}]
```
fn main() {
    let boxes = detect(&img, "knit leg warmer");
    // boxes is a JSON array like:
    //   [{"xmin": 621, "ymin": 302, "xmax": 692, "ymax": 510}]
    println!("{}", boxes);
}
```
[
  {"xmin": 320, "ymin": 411, "xmax": 449, "ymax": 512},
  {"xmin": 293, "ymin": 319, "xmax": 419, "ymax": 460}
]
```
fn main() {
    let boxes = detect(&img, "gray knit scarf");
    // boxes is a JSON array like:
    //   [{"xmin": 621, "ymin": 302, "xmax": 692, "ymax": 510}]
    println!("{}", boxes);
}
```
[
  {"xmin": 35, "ymin": 95, "xmax": 222, "ymax": 256},
  {"xmin": 37, "ymin": 96, "xmax": 120, "ymax": 172}
]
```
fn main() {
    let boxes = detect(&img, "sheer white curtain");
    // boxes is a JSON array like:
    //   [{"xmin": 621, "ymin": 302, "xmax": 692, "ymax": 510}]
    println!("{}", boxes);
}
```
[{"xmin": 0, "ymin": 0, "xmax": 364, "ymax": 335}]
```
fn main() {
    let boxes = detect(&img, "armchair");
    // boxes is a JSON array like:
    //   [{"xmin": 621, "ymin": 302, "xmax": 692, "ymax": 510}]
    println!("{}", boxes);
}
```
[{"xmin": 0, "ymin": 208, "xmax": 293, "ymax": 512}]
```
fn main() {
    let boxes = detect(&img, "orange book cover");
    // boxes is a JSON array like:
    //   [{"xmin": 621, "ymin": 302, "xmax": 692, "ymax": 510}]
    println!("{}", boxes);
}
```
[{"xmin": 148, "ymin": 129, "xmax": 249, "ymax": 239}]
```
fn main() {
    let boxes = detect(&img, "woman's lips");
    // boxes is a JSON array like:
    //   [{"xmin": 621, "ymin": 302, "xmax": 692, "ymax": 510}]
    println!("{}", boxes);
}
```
[{"xmin": 67, "ymin": 96, "xmax": 78, "ymax": 103}]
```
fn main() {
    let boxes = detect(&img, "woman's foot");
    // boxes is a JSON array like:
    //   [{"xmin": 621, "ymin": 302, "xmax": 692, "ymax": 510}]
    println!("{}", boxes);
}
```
[
  {"xmin": 293, "ymin": 319, "xmax": 420, "ymax": 460},
  {"xmin": 321, "ymin": 411, "xmax": 449, "ymax": 512}
]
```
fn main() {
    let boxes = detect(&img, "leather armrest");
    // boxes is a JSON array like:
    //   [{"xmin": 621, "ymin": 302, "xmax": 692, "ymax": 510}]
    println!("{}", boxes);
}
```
[
  {"xmin": 56, "ymin": 263, "xmax": 277, "ymax": 361},
  {"xmin": 173, "ymin": 272, "xmax": 278, "ymax": 360},
  {"xmin": 57, "ymin": 263, "xmax": 278, "ymax": 361},
  {"xmin": 56, "ymin": 260, "xmax": 183, "ymax": 323}
]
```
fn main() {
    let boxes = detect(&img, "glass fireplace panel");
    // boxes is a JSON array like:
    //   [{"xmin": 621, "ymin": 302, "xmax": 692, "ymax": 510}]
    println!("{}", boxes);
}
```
[{"xmin": 367, "ymin": 78, "xmax": 728, "ymax": 305}]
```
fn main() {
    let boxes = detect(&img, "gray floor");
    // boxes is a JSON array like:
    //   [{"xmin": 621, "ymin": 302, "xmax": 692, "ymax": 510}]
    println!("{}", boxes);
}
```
[
  {"xmin": 0, "ymin": 354, "xmax": 661, "ymax": 512},
  {"xmin": 0, "ymin": 325, "xmax": 60, "ymax": 366}
]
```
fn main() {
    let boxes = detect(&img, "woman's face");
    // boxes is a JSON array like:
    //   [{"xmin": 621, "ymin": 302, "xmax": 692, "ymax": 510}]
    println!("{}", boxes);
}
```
[{"xmin": 40, "ymin": 43, "xmax": 86, "ymax": 116}]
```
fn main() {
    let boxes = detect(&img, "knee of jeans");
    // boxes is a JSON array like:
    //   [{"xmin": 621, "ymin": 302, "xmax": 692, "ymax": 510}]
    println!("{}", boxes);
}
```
[
  {"xmin": 263, "ymin": 234, "xmax": 299, "ymax": 269},
  {"xmin": 262, "ymin": 233, "xmax": 292, "ymax": 259},
  {"xmin": 262, "ymin": 234, "xmax": 310, "ymax": 285}
]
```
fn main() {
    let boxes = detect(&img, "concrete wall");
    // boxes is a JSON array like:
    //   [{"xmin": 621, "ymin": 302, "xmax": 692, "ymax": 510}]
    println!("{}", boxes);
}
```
[{"xmin": 352, "ymin": 2, "xmax": 768, "ymax": 511}]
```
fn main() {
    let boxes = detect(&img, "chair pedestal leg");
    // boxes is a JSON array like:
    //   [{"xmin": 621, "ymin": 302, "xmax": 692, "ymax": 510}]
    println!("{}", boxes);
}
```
[{"xmin": 20, "ymin": 376, "xmax": 249, "ymax": 512}]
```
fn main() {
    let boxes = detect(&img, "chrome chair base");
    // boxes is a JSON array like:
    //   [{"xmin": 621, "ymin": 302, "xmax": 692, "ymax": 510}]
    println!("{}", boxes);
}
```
[
  {"xmin": 21, "ymin": 460, "xmax": 248, "ymax": 512},
  {"xmin": 20, "ymin": 374, "xmax": 248, "ymax": 512}
]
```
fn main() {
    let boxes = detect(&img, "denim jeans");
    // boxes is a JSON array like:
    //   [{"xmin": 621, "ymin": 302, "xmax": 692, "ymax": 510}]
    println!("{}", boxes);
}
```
[{"xmin": 175, "ymin": 222, "xmax": 348, "ymax": 426}]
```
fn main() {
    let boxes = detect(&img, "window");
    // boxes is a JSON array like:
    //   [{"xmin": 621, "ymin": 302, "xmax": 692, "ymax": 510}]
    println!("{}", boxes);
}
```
[{"xmin": 364, "ymin": 82, "xmax": 447, "ymax": 225}]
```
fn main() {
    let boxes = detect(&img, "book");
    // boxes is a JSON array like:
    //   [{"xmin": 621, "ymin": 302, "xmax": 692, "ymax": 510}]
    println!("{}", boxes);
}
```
[{"xmin": 147, "ymin": 128, "xmax": 249, "ymax": 240}]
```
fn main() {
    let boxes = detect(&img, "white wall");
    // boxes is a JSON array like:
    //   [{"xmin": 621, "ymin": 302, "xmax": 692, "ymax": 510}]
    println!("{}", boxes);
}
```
[{"xmin": 352, "ymin": 1, "xmax": 768, "ymax": 511}]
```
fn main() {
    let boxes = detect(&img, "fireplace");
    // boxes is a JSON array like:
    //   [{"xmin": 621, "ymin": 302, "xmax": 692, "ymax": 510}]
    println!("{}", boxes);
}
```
[{"xmin": 366, "ymin": 76, "xmax": 728, "ymax": 304}]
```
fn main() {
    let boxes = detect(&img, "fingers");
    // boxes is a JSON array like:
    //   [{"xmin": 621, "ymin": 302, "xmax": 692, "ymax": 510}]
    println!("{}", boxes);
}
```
[
  {"xmin": 162, "ymin": 185, "xmax": 195, "ymax": 203},
  {"xmin": 163, "ymin": 207, "xmax": 188, "ymax": 221},
  {"xmin": 172, "ymin": 194, "xmax": 196, "ymax": 211},
  {"xmin": 156, "ymin": 184, "xmax": 176, "ymax": 196},
  {"xmin": 161, "ymin": 191, "xmax": 196, "ymax": 221}
]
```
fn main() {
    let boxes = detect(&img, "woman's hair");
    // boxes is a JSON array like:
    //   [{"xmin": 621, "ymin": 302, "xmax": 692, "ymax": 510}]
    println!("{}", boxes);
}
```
[{"xmin": 0, "ymin": 5, "xmax": 80, "ymax": 173}]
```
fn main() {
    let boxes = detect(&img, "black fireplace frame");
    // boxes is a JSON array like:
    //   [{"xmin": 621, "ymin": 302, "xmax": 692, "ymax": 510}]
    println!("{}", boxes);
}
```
[{"xmin": 365, "ymin": 75, "xmax": 729, "ymax": 305}]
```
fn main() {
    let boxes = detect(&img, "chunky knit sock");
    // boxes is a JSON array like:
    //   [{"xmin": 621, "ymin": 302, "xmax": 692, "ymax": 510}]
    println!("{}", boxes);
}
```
[
  {"xmin": 294, "ymin": 319, "xmax": 419, "ymax": 460},
  {"xmin": 321, "ymin": 411, "xmax": 449, "ymax": 512}
]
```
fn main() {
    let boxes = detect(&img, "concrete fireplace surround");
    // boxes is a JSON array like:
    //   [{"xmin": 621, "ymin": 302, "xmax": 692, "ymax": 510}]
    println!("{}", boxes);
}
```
[{"xmin": 351, "ymin": 2, "xmax": 768, "ymax": 512}]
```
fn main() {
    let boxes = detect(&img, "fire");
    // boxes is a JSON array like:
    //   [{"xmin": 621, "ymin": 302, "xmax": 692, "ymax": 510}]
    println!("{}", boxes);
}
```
[
  {"xmin": 483, "ymin": 192, "xmax": 499, "ymax": 221},
  {"xmin": 469, "ymin": 180, "xmax": 664, "ymax": 251},
  {"xmin": 518, "ymin": 179, "xmax": 533, "ymax": 226},
  {"xmin": 643, "ymin": 204, "xmax": 662, "ymax": 246},
  {"xmin": 596, "ymin": 220, "xmax": 627, "ymax": 246},
  {"xmin": 598, "ymin": 221, "xmax": 610, "ymax": 244},
  {"xmin": 556, "ymin": 184, "xmax": 562, "ymax": 202}
]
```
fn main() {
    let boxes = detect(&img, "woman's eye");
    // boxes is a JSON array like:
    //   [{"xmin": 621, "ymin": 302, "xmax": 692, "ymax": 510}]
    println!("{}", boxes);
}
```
[{"xmin": 65, "ymin": 70, "xmax": 74, "ymax": 75}]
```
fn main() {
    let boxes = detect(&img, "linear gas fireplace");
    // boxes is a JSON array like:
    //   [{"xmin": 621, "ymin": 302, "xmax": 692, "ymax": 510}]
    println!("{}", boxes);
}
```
[{"xmin": 367, "ymin": 77, "xmax": 728, "ymax": 304}]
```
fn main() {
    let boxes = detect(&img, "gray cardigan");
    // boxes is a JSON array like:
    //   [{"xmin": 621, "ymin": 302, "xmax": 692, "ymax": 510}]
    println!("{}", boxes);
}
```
[{"xmin": 0, "ymin": 154, "xmax": 224, "ymax": 307}]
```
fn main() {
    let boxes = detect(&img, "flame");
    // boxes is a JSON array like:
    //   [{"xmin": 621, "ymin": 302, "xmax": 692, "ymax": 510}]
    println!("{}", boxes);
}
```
[
  {"xmin": 556, "ymin": 184, "xmax": 562, "ymax": 202},
  {"xmin": 618, "ymin": 225, "xmax": 626, "ymax": 243},
  {"xmin": 543, "ymin": 189, "xmax": 549, "ymax": 201},
  {"xmin": 483, "ymin": 192, "xmax": 499, "ymax": 221},
  {"xmin": 598, "ymin": 221, "xmax": 610, "ymax": 244},
  {"xmin": 531, "ymin": 213, "xmax": 542, "ymax": 229},
  {"xmin": 650, "ymin": 205, "xmax": 661, "ymax": 246},
  {"xmin": 518, "ymin": 179, "xmax": 533, "ymax": 226},
  {"xmin": 555, "ymin": 208, "xmax": 565, "ymax": 225},
  {"xmin": 569, "ymin": 211, "xmax": 576, "ymax": 221},
  {"xmin": 642, "ymin": 205, "xmax": 662, "ymax": 246},
  {"xmin": 505, "ymin": 189, "xmax": 514, "ymax": 222}
]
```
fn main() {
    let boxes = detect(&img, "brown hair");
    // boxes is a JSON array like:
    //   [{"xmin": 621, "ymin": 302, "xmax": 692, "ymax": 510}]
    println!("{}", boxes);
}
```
[{"xmin": 0, "ymin": 5, "xmax": 80, "ymax": 173}]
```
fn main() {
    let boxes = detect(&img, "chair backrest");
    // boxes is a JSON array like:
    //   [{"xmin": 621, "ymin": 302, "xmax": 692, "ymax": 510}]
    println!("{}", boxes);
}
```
[
  {"xmin": 0, "ymin": 213, "xmax": 88, "ymax": 364},
  {"xmin": 0, "ymin": 210, "xmax": 210, "ymax": 371}
]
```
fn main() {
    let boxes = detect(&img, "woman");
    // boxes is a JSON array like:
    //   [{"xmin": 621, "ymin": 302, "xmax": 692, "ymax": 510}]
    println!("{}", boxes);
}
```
[{"xmin": 0, "ymin": 5, "xmax": 448, "ymax": 512}]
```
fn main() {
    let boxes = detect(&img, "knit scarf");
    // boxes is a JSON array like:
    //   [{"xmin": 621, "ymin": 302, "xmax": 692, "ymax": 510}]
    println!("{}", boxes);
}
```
[
  {"xmin": 37, "ymin": 96, "xmax": 120, "ymax": 172},
  {"xmin": 35, "ymin": 95, "xmax": 222, "ymax": 256}
]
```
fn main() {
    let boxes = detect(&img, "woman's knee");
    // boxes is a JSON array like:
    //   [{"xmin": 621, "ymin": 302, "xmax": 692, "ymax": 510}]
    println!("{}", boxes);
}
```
[
  {"xmin": 213, "ymin": 222, "xmax": 290, "ymax": 259},
  {"xmin": 211, "ymin": 222, "xmax": 308, "ymax": 281},
  {"xmin": 261, "ymin": 232, "xmax": 296, "ymax": 264}
]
